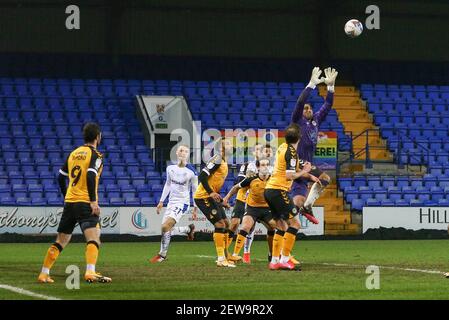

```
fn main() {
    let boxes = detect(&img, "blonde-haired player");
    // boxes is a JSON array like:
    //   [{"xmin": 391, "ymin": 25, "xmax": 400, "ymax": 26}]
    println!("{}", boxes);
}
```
[{"xmin": 150, "ymin": 145, "xmax": 198, "ymax": 263}]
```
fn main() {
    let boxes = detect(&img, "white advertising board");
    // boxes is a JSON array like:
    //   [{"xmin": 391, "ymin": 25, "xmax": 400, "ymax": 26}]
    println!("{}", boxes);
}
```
[
  {"xmin": 0, "ymin": 206, "xmax": 324, "ymax": 236},
  {"xmin": 0, "ymin": 206, "xmax": 119, "ymax": 234},
  {"xmin": 363, "ymin": 207, "xmax": 449, "ymax": 233}
]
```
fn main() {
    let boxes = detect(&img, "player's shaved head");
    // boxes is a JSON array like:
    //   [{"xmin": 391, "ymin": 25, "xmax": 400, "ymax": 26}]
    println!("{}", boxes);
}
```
[{"xmin": 285, "ymin": 123, "xmax": 301, "ymax": 144}]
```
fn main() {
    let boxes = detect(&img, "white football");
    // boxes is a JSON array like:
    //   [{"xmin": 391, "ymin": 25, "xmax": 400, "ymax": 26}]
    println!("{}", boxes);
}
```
[{"xmin": 344, "ymin": 19, "xmax": 363, "ymax": 38}]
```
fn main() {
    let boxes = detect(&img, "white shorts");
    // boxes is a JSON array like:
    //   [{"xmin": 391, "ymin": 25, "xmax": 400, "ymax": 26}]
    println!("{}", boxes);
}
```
[{"xmin": 163, "ymin": 203, "xmax": 190, "ymax": 224}]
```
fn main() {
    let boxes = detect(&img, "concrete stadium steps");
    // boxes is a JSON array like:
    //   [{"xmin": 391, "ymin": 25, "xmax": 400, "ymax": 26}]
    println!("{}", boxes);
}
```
[
  {"xmin": 319, "ymin": 85, "xmax": 393, "ymax": 161},
  {"xmin": 314, "ymin": 183, "xmax": 359, "ymax": 235}
]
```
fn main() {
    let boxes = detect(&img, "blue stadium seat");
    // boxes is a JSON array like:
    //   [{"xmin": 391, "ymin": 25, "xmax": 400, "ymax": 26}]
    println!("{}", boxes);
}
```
[
  {"xmin": 109, "ymin": 197, "xmax": 123, "ymax": 205},
  {"xmin": 351, "ymin": 199, "xmax": 364, "ymax": 211},
  {"xmin": 345, "ymin": 192, "xmax": 359, "ymax": 203},
  {"xmin": 141, "ymin": 197, "xmax": 155, "ymax": 205},
  {"xmin": 1, "ymin": 196, "xmax": 16, "ymax": 205},
  {"xmin": 125, "ymin": 198, "xmax": 141, "ymax": 206},
  {"xmin": 374, "ymin": 193, "xmax": 387, "ymax": 201},
  {"xmin": 366, "ymin": 199, "xmax": 381, "ymax": 206},
  {"xmin": 353, "ymin": 176, "xmax": 366, "ymax": 188},
  {"xmin": 394, "ymin": 199, "xmax": 409, "ymax": 207},
  {"xmin": 338, "ymin": 178, "xmax": 352, "ymax": 191},
  {"xmin": 16, "ymin": 197, "xmax": 31, "ymax": 206},
  {"xmin": 380, "ymin": 199, "xmax": 395, "ymax": 206}
]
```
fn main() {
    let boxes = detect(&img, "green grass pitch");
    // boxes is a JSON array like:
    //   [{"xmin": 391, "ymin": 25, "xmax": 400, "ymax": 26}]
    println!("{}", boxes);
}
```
[{"xmin": 1, "ymin": 240, "xmax": 449, "ymax": 300}]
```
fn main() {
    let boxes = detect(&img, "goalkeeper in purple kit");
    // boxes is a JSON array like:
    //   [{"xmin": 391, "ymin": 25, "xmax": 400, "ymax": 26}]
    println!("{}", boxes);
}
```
[{"xmin": 290, "ymin": 67, "xmax": 338, "ymax": 224}]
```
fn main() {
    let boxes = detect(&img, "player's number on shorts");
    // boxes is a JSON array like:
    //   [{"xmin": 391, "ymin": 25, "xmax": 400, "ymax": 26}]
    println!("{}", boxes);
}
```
[
  {"xmin": 71, "ymin": 165, "xmax": 82, "ymax": 186},
  {"xmin": 173, "ymin": 207, "xmax": 183, "ymax": 215},
  {"xmin": 173, "ymin": 206, "xmax": 188, "ymax": 215}
]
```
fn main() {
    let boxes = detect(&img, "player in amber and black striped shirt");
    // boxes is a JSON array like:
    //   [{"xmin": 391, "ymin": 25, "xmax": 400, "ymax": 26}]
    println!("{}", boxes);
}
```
[
  {"xmin": 223, "ymin": 159, "xmax": 277, "ymax": 262},
  {"xmin": 194, "ymin": 138, "xmax": 235, "ymax": 268},
  {"xmin": 264, "ymin": 123, "xmax": 319, "ymax": 271},
  {"xmin": 38, "ymin": 123, "xmax": 111, "ymax": 284}
]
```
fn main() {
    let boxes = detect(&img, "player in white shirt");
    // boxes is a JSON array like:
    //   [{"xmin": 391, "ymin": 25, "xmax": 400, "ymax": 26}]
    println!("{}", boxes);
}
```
[{"xmin": 150, "ymin": 145, "xmax": 198, "ymax": 263}]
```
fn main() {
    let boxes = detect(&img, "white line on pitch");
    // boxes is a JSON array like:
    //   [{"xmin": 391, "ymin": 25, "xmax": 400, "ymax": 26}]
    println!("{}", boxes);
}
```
[
  {"xmin": 317, "ymin": 262, "xmax": 445, "ymax": 275},
  {"xmin": 0, "ymin": 284, "xmax": 62, "ymax": 300},
  {"xmin": 194, "ymin": 255, "xmax": 446, "ymax": 275}
]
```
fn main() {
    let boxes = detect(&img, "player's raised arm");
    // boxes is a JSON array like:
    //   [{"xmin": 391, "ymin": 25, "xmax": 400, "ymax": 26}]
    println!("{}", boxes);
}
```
[
  {"xmin": 58, "ymin": 156, "xmax": 69, "ymax": 198},
  {"xmin": 315, "ymin": 67, "xmax": 338, "ymax": 125},
  {"xmin": 157, "ymin": 167, "xmax": 172, "ymax": 214},
  {"xmin": 291, "ymin": 67, "xmax": 323, "ymax": 123}
]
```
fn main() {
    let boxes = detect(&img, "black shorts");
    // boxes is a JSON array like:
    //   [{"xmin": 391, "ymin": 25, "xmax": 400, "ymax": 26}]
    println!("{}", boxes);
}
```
[
  {"xmin": 231, "ymin": 199, "xmax": 246, "ymax": 220},
  {"xmin": 310, "ymin": 166, "xmax": 323, "ymax": 178},
  {"xmin": 57, "ymin": 202, "xmax": 100, "ymax": 234},
  {"xmin": 264, "ymin": 189, "xmax": 298, "ymax": 221},
  {"xmin": 244, "ymin": 205, "xmax": 272, "ymax": 224},
  {"xmin": 194, "ymin": 197, "xmax": 227, "ymax": 225}
]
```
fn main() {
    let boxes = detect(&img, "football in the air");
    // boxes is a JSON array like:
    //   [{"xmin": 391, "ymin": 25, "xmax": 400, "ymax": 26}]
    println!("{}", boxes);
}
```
[{"xmin": 344, "ymin": 19, "xmax": 363, "ymax": 38}]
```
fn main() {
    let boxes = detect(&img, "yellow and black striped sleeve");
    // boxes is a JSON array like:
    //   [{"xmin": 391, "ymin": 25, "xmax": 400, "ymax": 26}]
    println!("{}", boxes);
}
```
[
  {"xmin": 285, "ymin": 145, "xmax": 297, "ymax": 173},
  {"xmin": 238, "ymin": 175, "xmax": 257, "ymax": 188},
  {"xmin": 86, "ymin": 149, "xmax": 102, "ymax": 201},
  {"xmin": 198, "ymin": 155, "xmax": 221, "ymax": 194}
]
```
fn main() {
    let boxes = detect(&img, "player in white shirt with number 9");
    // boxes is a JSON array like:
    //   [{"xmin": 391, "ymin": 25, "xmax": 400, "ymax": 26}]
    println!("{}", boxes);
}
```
[{"xmin": 150, "ymin": 145, "xmax": 198, "ymax": 263}]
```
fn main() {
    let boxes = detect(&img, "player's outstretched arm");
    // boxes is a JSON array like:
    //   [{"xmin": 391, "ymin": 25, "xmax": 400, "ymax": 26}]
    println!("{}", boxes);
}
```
[
  {"xmin": 291, "ymin": 67, "xmax": 323, "ymax": 123},
  {"xmin": 315, "ymin": 67, "xmax": 338, "ymax": 125},
  {"xmin": 222, "ymin": 184, "xmax": 241, "ymax": 207},
  {"xmin": 286, "ymin": 161, "xmax": 312, "ymax": 181}
]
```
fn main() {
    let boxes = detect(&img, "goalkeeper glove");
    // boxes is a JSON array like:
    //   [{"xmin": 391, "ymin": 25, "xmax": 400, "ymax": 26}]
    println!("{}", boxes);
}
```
[
  {"xmin": 306, "ymin": 67, "xmax": 324, "ymax": 89},
  {"xmin": 323, "ymin": 67, "xmax": 338, "ymax": 92}
]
